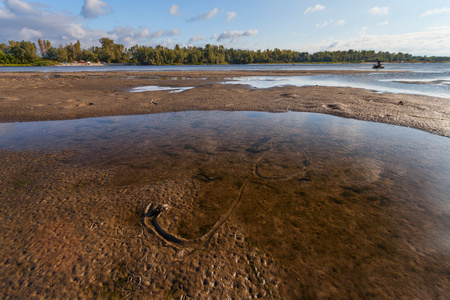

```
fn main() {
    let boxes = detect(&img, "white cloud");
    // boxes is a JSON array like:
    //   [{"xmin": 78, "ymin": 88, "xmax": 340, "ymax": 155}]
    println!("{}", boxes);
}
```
[
  {"xmin": 226, "ymin": 11, "xmax": 236, "ymax": 21},
  {"xmin": 169, "ymin": 4, "xmax": 179, "ymax": 16},
  {"xmin": 368, "ymin": 6, "xmax": 389, "ymax": 15},
  {"xmin": 420, "ymin": 7, "xmax": 450, "ymax": 18},
  {"xmin": 304, "ymin": 26, "xmax": 450, "ymax": 56},
  {"xmin": 162, "ymin": 38, "xmax": 175, "ymax": 49},
  {"xmin": 3, "ymin": 0, "xmax": 36, "ymax": 14},
  {"xmin": 316, "ymin": 21, "xmax": 328, "ymax": 28},
  {"xmin": 0, "ymin": 2, "xmax": 180, "ymax": 48},
  {"xmin": 81, "ymin": 0, "xmax": 112, "ymax": 19},
  {"xmin": 217, "ymin": 29, "xmax": 258, "ymax": 42},
  {"xmin": 19, "ymin": 27, "xmax": 41, "ymax": 40},
  {"xmin": 109, "ymin": 26, "xmax": 180, "ymax": 46},
  {"xmin": 66, "ymin": 24, "xmax": 87, "ymax": 40},
  {"xmin": 187, "ymin": 8, "xmax": 219, "ymax": 22},
  {"xmin": 0, "ymin": 7, "xmax": 15, "ymax": 19},
  {"xmin": 304, "ymin": 4, "xmax": 325, "ymax": 15},
  {"xmin": 0, "ymin": 4, "xmax": 98, "ymax": 45},
  {"xmin": 188, "ymin": 35, "xmax": 206, "ymax": 44},
  {"xmin": 316, "ymin": 19, "xmax": 345, "ymax": 28},
  {"xmin": 210, "ymin": 33, "xmax": 218, "ymax": 39},
  {"xmin": 377, "ymin": 20, "xmax": 389, "ymax": 26}
]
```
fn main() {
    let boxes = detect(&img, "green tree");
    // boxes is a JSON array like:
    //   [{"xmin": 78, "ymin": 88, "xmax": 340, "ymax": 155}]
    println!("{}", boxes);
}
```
[
  {"xmin": 46, "ymin": 46, "xmax": 58, "ymax": 60},
  {"xmin": 74, "ymin": 40, "xmax": 82, "ymax": 61},
  {"xmin": 64, "ymin": 43, "xmax": 75, "ymax": 62},
  {"xmin": 37, "ymin": 39, "xmax": 52, "ymax": 58},
  {"xmin": 99, "ymin": 37, "xmax": 114, "ymax": 62},
  {"xmin": 80, "ymin": 48, "xmax": 99, "ymax": 62},
  {"xmin": 56, "ymin": 45, "xmax": 68, "ymax": 62},
  {"xmin": 0, "ymin": 49, "xmax": 15, "ymax": 64},
  {"xmin": 112, "ymin": 43, "xmax": 127, "ymax": 63},
  {"xmin": 6, "ymin": 40, "xmax": 39, "ymax": 63}
]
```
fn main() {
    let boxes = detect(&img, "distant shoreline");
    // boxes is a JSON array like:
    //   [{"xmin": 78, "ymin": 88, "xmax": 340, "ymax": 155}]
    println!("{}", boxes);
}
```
[{"xmin": 2, "ymin": 61, "xmax": 449, "ymax": 69}]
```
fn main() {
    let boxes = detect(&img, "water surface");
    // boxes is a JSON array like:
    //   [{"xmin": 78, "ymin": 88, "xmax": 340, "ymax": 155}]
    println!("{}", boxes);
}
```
[
  {"xmin": 1, "ymin": 111, "xmax": 449, "ymax": 296},
  {"xmin": 225, "ymin": 72, "xmax": 450, "ymax": 98},
  {"xmin": 0, "ymin": 62, "xmax": 448, "ymax": 73},
  {"xmin": 1, "ymin": 111, "xmax": 448, "ymax": 186},
  {"xmin": 1, "ymin": 110, "xmax": 448, "ymax": 213}
]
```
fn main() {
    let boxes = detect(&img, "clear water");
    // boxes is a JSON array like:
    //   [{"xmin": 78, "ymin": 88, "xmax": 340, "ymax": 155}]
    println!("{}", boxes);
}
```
[
  {"xmin": 1, "ymin": 111, "xmax": 448, "ymax": 193},
  {"xmin": 1, "ymin": 111, "xmax": 449, "ymax": 296},
  {"xmin": 1, "ymin": 111, "xmax": 448, "ymax": 230}
]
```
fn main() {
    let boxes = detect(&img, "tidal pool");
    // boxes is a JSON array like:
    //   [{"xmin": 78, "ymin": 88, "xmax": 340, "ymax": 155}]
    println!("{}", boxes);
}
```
[{"xmin": 1, "ymin": 111, "xmax": 449, "ymax": 297}]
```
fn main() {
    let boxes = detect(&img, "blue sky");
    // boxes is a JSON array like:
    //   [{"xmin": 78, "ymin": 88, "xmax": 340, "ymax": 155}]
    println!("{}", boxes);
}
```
[{"xmin": 1, "ymin": 0, "xmax": 450, "ymax": 55}]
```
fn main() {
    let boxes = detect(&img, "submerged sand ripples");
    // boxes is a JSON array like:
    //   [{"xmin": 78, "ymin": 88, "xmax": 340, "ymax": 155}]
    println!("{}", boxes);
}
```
[{"xmin": 0, "ymin": 111, "xmax": 449, "ymax": 299}]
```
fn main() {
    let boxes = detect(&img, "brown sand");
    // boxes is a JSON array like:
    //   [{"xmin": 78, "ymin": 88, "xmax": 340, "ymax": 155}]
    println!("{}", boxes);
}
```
[
  {"xmin": 0, "ymin": 71, "xmax": 449, "ymax": 299},
  {"xmin": 0, "ymin": 71, "xmax": 448, "ymax": 137}
]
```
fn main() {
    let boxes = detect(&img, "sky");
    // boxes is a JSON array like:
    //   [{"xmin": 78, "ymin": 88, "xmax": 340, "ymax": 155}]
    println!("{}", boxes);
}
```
[{"xmin": 1, "ymin": 0, "xmax": 450, "ymax": 56}]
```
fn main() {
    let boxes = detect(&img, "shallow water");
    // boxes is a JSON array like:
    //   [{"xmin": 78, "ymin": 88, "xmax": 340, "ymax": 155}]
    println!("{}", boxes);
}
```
[
  {"xmin": 1, "ymin": 110, "xmax": 448, "ymax": 212},
  {"xmin": 1, "ymin": 111, "xmax": 448, "ymax": 195},
  {"xmin": 225, "ymin": 72, "xmax": 450, "ymax": 98},
  {"xmin": 1, "ymin": 111, "xmax": 449, "ymax": 296}
]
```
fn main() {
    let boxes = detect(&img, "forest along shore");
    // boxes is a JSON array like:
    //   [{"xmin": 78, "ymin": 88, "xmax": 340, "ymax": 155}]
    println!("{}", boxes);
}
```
[{"xmin": 0, "ymin": 70, "xmax": 448, "ymax": 137}]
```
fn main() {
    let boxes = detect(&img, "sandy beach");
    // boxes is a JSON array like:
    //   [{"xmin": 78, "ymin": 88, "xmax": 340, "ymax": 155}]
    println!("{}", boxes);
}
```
[
  {"xmin": 0, "ymin": 71, "xmax": 449, "ymax": 137},
  {"xmin": 0, "ymin": 71, "xmax": 449, "ymax": 299}
]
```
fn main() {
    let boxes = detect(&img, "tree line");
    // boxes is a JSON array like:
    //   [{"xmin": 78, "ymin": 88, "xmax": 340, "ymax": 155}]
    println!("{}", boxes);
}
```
[{"xmin": 1, "ymin": 38, "xmax": 449, "ymax": 66}]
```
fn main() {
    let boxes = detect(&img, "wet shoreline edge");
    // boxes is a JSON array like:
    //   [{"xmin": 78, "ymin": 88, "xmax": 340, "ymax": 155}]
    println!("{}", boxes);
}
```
[{"xmin": 0, "ymin": 70, "xmax": 448, "ymax": 138}]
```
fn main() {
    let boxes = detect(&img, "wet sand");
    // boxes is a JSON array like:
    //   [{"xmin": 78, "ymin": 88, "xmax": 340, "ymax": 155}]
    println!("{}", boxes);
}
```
[
  {"xmin": 0, "ymin": 71, "xmax": 448, "ymax": 137},
  {"xmin": 0, "ymin": 71, "xmax": 449, "ymax": 299}
]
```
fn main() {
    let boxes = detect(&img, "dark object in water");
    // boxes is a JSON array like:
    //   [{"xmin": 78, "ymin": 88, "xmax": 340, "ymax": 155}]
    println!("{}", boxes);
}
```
[{"xmin": 373, "ymin": 59, "xmax": 384, "ymax": 69}]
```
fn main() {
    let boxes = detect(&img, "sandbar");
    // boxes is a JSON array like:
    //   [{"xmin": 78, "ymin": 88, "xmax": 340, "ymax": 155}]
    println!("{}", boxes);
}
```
[{"xmin": 0, "ymin": 70, "xmax": 448, "ymax": 137}]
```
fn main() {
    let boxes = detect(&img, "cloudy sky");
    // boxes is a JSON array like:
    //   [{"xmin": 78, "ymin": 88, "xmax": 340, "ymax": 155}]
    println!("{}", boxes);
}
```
[{"xmin": 1, "ymin": 0, "xmax": 450, "ymax": 55}]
